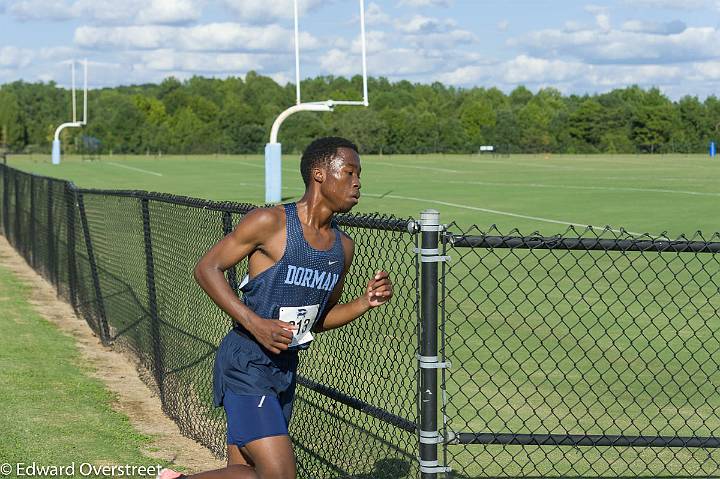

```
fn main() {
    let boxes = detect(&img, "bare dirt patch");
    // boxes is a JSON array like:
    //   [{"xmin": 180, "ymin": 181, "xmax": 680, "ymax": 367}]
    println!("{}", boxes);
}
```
[{"xmin": 0, "ymin": 236, "xmax": 225, "ymax": 474}]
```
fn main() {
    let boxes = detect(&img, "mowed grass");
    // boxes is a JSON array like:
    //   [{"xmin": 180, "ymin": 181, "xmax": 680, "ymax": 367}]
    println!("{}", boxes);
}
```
[
  {"xmin": 8, "ymin": 152, "xmax": 720, "ymax": 237},
  {"xmin": 0, "ymin": 261, "xmax": 167, "ymax": 478}
]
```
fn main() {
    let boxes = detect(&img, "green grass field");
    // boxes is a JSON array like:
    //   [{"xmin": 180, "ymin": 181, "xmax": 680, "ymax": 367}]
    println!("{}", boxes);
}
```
[
  {"xmin": 0, "ymin": 260, "xmax": 170, "ymax": 478},
  {"xmin": 7, "ymin": 152, "xmax": 720, "ymax": 237},
  {"xmin": 6, "ymin": 152, "xmax": 720, "ymax": 477}
]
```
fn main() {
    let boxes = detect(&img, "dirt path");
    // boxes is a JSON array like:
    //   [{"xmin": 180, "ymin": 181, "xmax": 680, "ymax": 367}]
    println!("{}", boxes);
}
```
[{"xmin": 0, "ymin": 235, "xmax": 226, "ymax": 474}]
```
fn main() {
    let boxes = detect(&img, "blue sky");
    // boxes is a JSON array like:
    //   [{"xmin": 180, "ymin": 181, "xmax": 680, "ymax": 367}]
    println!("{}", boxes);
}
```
[{"xmin": 0, "ymin": 0, "xmax": 719, "ymax": 99}]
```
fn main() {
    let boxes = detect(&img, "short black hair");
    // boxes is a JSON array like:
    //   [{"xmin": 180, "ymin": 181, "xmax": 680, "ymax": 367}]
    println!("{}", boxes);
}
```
[{"xmin": 300, "ymin": 136, "xmax": 359, "ymax": 187}]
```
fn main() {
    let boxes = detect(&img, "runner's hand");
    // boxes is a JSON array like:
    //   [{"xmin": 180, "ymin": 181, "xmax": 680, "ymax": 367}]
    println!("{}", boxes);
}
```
[
  {"xmin": 249, "ymin": 319, "xmax": 297, "ymax": 354},
  {"xmin": 366, "ymin": 270, "xmax": 393, "ymax": 308}
]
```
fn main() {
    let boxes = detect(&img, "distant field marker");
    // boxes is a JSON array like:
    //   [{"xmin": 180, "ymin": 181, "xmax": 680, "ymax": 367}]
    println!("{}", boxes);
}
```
[{"xmin": 107, "ymin": 162, "xmax": 163, "ymax": 177}]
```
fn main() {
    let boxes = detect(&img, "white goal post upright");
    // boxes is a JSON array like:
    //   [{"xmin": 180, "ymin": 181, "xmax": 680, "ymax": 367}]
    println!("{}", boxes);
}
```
[
  {"xmin": 52, "ymin": 59, "xmax": 88, "ymax": 165},
  {"xmin": 264, "ymin": 0, "xmax": 369, "ymax": 203}
]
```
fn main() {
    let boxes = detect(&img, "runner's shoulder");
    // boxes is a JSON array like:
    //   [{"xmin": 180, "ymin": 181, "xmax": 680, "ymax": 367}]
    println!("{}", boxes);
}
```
[{"xmin": 237, "ymin": 205, "xmax": 285, "ymax": 239}]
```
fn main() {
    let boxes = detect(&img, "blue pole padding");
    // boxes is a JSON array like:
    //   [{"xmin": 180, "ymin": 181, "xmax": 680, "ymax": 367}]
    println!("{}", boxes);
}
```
[
  {"xmin": 52, "ymin": 139, "xmax": 61, "ymax": 165},
  {"xmin": 265, "ymin": 142, "xmax": 282, "ymax": 203},
  {"xmin": 710, "ymin": 141, "xmax": 716, "ymax": 158}
]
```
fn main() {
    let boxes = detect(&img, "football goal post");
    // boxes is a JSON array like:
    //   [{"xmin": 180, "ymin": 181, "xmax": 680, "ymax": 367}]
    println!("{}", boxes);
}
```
[{"xmin": 264, "ymin": 0, "xmax": 369, "ymax": 203}]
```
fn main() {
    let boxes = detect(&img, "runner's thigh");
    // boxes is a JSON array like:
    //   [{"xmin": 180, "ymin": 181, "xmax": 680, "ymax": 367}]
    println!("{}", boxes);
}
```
[{"xmin": 243, "ymin": 435, "xmax": 296, "ymax": 479}]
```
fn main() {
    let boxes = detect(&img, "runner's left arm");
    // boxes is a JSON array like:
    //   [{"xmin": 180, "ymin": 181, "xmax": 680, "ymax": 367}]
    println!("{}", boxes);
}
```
[{"xmin": 312, "ymin": 235, "xmax": 393, "ymax": 332}]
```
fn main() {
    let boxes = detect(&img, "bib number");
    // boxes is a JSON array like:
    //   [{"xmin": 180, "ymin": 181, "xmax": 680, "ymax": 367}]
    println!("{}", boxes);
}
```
[{"xmin": 279, "ymin": 304, "xmax": 319, "ymax": 347}]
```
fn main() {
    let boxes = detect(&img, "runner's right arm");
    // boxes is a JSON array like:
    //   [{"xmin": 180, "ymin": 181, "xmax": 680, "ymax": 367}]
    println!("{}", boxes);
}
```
[{"xmin": 194, "ymin": 208, "xmax": 297, "ymax": 354}]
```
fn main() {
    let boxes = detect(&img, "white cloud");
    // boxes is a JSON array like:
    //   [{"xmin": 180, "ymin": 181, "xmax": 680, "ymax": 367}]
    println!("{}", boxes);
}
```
[
  {"xmin": 75, "ymin": 25, "xmax": 172, "ymax": 50},
  {"xmin": 403, "ymin": 29, "xmax": 476, "ymax": 49},
  {"xmin": 320, "ymin": 46, "xmax": 444, "ymax": 77},
  {"xmin": 72, "ymin": 0, "xmax": 143, "ymax": 23},
  {"xmin": 0, "ymin": 46, "xmax": 34, "ymax": 68},
  {"xmin": 497, "ymin": 20, "xmax": 509, "ymax": 32},
  {"xmin": 350, "ymin": 30, "xmax": 388, "ymax": 54},
  {"xmin": 8, "ymin": 0, "xmax": 74, "ymax": 21},
  {"xmin": 397, "ymin": 0, "xmax": 451, "ymax": 6},
  {"xmin": 621, "ymin": 0, "xmax": 709, "ymax": 9},
  {"xmin": 136, "ymin": 0, "xmax": 201, "ymax": 25},
  {"xmin": 436, "ymin": 64, "xmax": 493, "ymax": 85},
  {"xmin": 587, "ymin": 64, "xmax": 683, "ymax": 86},
  {"xmin": 396, "ymin": 14, "xmax": 456, "ymax": 34},
  {"xmin": 139, "ymin": 49, "xmax": 266, "ymax": 72},
  {"xmin": 6, "ymin": 0, "xmax": 203, "ymax": 24},
  {"xmin": 36, "ymin": 46, "xmax": 75, "ymax": 60},
  {"xmin": 584, "ymin": 5, "xmax": 611, "ymax": 32},
  {"xmin": 503, "ymin": 55, "xmax": 582, "ymax": 84},
  {"xmin": 562, "ymin": 21, "xmax": 587, "ymax": 33},
  {"xmin": 621, "ymin": 19, "xmax": 686, "ymax": 35},
  {"xmin": 437, "ymin": 54, "xmax": 703, "ymax": 94},
  {"xmin": 691, "ymin": 60, "xmax": 720, "ymax": 79},
  {"xmin": 519, "ymin": 25, "xmax": 720, "ymax": 64},
  {"xmin": 365, "ymin": 2, "xmax": 390, "ymax": 25},
  {"xmin": 222, "ymin": 0, "xmax": 322, "ymax": 24},
  {"xmin": 74, "ymin": 23, "xmax": 320, "ymax": 53}
]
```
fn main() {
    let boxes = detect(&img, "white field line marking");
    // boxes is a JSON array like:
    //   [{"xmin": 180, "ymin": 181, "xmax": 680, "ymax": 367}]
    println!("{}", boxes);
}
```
[
  {"xmin": 450, "ymin": 157, "xmax": 687, "ymax": 172},
  {"xmin": 233, "ymin": 160, "xmax": 263, "ymax": 169},
  {"xmin": 596, "ymin": 176, "xmax": 713, "ymax": 183},
  {"xmin": 372, "ymin": 161, "xmax": 460, "ymax": 173},
  {"xmin": 448, "ymin": 180, "xmax": 720, "ymax": 197},
  {"xmin": 363, "ymin": 192, "xmax": 653, "ymax": 237},
  {"xmin": 450, "ymin": 157, "xmax": 597, "ymax": 171},
  {"xmin": 235, "ymin": 160, "xmax": 297, "ymax": 174},
  {"xmin": 107, "ymin": 162, "xmax": 163, "ymax": 177},
  {"xmin": 220, "ymin": 160, "xmax": 299, "ymax": 177}
]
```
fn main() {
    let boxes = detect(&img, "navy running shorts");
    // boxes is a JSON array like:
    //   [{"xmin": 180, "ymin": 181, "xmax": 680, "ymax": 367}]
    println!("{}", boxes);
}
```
[
  {"xmin": 213, "ymin": 329, "xmax": 298, "ymax": 409},
  {"xmin": 224, "ymin": 389, "xmax": 293, "ymax": 447}
]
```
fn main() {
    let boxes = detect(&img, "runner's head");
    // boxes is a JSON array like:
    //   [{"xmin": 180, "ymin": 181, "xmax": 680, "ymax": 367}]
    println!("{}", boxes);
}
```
[{"xmin": 301, "ymin": 137, "xmax": 361, "ymax": 213}]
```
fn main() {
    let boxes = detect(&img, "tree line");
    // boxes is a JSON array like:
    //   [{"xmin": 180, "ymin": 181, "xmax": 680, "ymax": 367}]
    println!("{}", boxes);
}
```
[{"xmin": 0, "ymin": 72, "xmax": 718, "ymax": 155}]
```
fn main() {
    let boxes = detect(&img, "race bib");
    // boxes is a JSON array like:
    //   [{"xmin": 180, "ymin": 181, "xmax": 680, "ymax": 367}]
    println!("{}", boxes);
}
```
[{"xmin": 279, "ymin": 304, "xmax": 319, "ymax": 347}]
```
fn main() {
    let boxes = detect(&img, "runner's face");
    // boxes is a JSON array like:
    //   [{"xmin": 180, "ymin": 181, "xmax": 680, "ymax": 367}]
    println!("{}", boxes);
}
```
[{"xmin": 321, "ymin": 147, "xmax": 361, "ymax": 213}]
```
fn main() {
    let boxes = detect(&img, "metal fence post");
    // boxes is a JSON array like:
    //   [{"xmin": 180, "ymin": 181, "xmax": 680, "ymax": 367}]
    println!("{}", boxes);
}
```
[
  {"xmin": 46, "ymin": 179, "xmax": 55, "ymax": 286},
  {"xmin": 29, "ymin": 175, "xmax": 35, "ymax": 266},
  {"xmin": 77, "ymin": 192, "xmax": 111, "ymax": 345},
  {"xmin": 1, "ymin": 165, "xmax": 7, "ymax": 235},
  {"xmin": 14, "ymin": 170, "xmax": 20, "ymax": 248},
  {"xmin": 141, "ymin": 197, "xmax": 165, "ymax": 403},
  {"xmin": 65, "ymin": 182, "xmax": 78, "ymax": 312},
  {"xmin": 418, "ymin": 209, "xmax": 451, "ymax": 478}
]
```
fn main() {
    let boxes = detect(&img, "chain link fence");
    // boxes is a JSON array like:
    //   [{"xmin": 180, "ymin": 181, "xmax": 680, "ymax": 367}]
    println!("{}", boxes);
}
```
[
  {"xmin": 3, "ymin": 162, "xmax": 720, "ymax": 478},
  {"xmin": 440, "ymin": 224, "xmax": 720, "ymax": 478},
  {"xmin": 0, "ymin": 163, "xmax": 419, "ymax": 479}
]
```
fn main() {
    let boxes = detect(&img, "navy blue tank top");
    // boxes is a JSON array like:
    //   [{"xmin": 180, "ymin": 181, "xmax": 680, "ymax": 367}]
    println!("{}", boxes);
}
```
[{"xmin": 235, "ymin": 203, "xmax": 345, "ymax": 351}]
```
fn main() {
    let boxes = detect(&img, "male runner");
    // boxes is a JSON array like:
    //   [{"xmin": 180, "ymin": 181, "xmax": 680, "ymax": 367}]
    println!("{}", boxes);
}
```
[{"xmin": 158, "ymin": 137, "xmax": 393, "ymax": 479}]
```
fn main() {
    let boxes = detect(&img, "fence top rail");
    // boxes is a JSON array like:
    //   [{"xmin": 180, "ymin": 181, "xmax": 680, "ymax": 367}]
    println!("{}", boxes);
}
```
[
  {"xmin": 447, "ymin": 234, "xmax": 720, "ymax": 253},
  {"xmin": 77, "ymin": 187, "xmax": 413, "ymax": 233},
  {"xmin": 1, "ymin": 163, "xmax": 76, "ymax": 189}
]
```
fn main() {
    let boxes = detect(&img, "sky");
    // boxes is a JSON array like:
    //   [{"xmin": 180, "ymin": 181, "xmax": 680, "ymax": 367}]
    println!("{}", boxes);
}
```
[{"xmin": 0, "ymin": 0, "xmax": 719, "ymax": 99}]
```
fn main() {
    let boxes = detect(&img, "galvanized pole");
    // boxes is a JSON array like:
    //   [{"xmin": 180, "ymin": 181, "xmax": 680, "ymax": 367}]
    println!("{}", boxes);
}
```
[
  {"xmin": 142, "ymin": 197, "xmax": 165, "ymax": 403},
  {"xmin": 77, "ymin": 192, "xmax": 110, "ymax": 345},
  {"xmin": 418, "ymin": 209, "xmax": 450, "ymax": 478},
  {"xmin": 65, "ymin": 182, "xmax": 78, "ymax": 313},
  {"xmin": 1, "ymin": 164, "xmax": 7, "ymax": 235}
]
